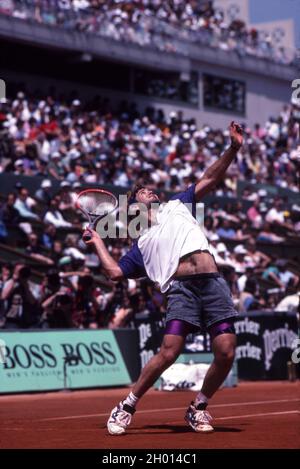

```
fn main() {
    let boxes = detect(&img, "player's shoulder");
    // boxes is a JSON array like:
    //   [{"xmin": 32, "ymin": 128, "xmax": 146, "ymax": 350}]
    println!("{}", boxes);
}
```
[{"xmin": 169, "ymin": 184, "xmax": 196, "ymax": 203}]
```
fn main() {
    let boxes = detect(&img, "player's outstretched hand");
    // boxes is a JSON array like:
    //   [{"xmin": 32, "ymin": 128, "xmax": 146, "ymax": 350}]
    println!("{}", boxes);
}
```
[
  {"xmin": 230, "ymin": 121, "xmax": 244, "ymax": 149},
  {"xmin": 82, "ymin": 227, "xmax": 101, "ymax": 244}
]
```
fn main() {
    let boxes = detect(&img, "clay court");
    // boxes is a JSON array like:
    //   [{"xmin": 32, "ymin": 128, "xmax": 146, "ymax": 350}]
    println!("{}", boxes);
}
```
[{"xmin": 0, "ymin": 381, "xmax": 299, "ymax": 449}]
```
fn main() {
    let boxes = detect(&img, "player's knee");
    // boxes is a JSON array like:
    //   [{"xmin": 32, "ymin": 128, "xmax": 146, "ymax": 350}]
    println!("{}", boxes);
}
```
[
  {"xmin": 215, "ymin": 340, "xmax": 236, "ymax": 364},
  {"xmin": 215, "ymin": 343, "xmax": 236, "ymax": 365},
  {"xmin": 159, "ymin": 345, "xmax": 180, "ymax": 365}
]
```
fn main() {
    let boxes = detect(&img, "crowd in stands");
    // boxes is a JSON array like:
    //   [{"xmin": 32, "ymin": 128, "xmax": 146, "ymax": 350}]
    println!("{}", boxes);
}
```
[
  {"xmin": 1, "ymin": 88, "xmax": 300, "ymax": 193},
  {"xmin": 0, "ymin": 0, "xmax": 297, "ymax": 65},
  {"xmin": 0, "ymin": 88, "xmax": 299, "ymax": 329}
]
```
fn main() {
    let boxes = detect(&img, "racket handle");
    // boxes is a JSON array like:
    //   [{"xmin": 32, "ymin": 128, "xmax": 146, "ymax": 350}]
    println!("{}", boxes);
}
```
[
  {"xmin": 82, "ymin": 223, "xmax": 95, "ymax": 242},
  {"xmin": 83, "ymin": 233, "xmax": 92, "ymax": 242}
]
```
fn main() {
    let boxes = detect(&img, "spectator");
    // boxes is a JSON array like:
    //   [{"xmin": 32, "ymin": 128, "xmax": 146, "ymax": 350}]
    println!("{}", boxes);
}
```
[
  {"xmin": 63, "ymin": 233, "xmax": 85, "ymax": 261},
  {"xmin": 47, "ymin": 152, "xmax": 64, "ymax": 180},
  {"xmin": 217, "ymin": 218, "xmax": 249, "ymax": 241},
  {"xmin": 276, "ymin": 260, "xmax": 299, "ymax": 289},
  {"xmin": 237, "ymin": 265, "xmax": 255, "ymax": 293},
  {"xmin": 247, "ymin": 196, "xmax": 262, "ymax": 228},
  {"xmin": 73, "ymin": 274, "xmax": 99, "ymax": 328},
  {"xmin": 34, "ymin": 179, "xmax": 53, "ymax": 205},
  {"xmin": 42, "ymin": 285, "xmax": 74, "ymax": 328},
  {"xmin": 42, "ymin": 223, "xmax": 57, "ymax": 250},
  {"xmin": 232, "ymin": 244, "xmax": 248, "ymax": 274},
  {"xmin": 14, "ymin": 187, "xmax": 40, "ymax": 221},
  {"xmin": 266, "ymin": 200, "xmax": 286, "ymax": 227},
  {"xmin": 216, "ymin": 219, "xmax": 236, "ymax": 239},
  {"xmin": 58, "ymin": 181, "xmax": 74, "ymax": 213},
  {"xmin": 245, "ymin": 239, "xmax": 270, "ymax": 269},
  {"xmin": 0, "ymin": 263, "xmax": 11, "ymax": 327},
  {"xmin": 238, "ymin": 277, "xmax": 263, "ymax": 313},
  {"xmin": 257, "ymin": 222, "xmax": 285, "ymax": 243},
  {"xmin": 0, "ymin": 193, "xmax": 20, "ymax": 227},
  {"xmin": 25, "ymin": 232, "xmax": 54, "ymax": 265},
  {"xmin": 51, "ymin": 239, "xmax": 64, "ymax": 264},
  {"xmin": 275, "ymin": 291, "xmax": 300, "ymax": 313},
  {"xmin": 2, "ymin": 264, "xmax": 42, "ymax": 328},
  {"xmin": 44, "ymin": 196, "xmax": 72, "ymax": 228}
]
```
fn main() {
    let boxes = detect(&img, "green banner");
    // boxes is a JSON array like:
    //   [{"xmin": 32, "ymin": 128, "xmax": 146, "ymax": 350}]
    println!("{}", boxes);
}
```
[{"xmin": 0, "ymin": 330, "xmax": 131, "ymax": 393}]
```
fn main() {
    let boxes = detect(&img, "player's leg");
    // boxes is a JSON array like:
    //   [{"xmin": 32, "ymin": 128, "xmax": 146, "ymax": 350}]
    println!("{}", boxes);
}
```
[
  {"xmin": 107, "ymin": 321, "xmax": 191, "ymax": 435},
  {"xmin": 185, "ymin": 321, "xmax": 236, "ymax": 433},
  {"xmin": 132, "ymin": 333, "xmax": 186, "ymax": 397},
  {"xmin": 200, "ymin": 325, "xmax": 236, "ymax": 399}
]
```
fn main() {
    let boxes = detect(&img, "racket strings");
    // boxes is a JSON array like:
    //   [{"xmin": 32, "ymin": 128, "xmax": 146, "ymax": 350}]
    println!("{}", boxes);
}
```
[{"xmin": 77, "ymin": 191, "xmax": 117, "ymax": 216}]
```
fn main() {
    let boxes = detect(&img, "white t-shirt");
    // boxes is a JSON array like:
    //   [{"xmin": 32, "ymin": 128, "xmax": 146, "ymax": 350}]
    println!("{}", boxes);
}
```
[
  {"xmin": 138, "ymin": 200, "xmax": 213, "ymax": 293},
  {"xmin": 266, "ymin": 208, "xmax": 285, "ymax": 224}
]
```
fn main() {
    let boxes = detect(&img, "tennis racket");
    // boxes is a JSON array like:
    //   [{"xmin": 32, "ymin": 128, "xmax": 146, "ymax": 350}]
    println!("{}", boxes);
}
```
[{"xmin": 76, "ymin": 188, "xmax": 118, "ymax": 241}]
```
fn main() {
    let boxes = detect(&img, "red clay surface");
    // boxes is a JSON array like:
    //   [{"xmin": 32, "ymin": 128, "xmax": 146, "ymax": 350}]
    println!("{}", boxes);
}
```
[{"xmin": 0, "ymin": 381, "xmax": 299, "ymax": 449}]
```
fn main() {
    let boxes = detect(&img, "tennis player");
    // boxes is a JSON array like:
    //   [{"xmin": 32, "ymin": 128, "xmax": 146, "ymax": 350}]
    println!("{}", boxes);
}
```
[{"xmin": 83, "ymin": 121, "xmax": 243, "ymax": 434}]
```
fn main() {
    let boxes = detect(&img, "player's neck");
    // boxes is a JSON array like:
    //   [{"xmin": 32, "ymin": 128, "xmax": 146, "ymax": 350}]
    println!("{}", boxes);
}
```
[{"xmin": 148, "ymin": 206, "xmax": 160, "ymax": 225}]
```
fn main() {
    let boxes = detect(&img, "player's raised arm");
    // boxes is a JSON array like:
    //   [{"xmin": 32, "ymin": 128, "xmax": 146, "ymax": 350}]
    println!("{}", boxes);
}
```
[
  {"xmin": 83, "ymin": 227, "xmax": 124, "ymax": 281},
  {"xmin": 194, "ymin": 121, "xmax": 244, "ymax": 201}
]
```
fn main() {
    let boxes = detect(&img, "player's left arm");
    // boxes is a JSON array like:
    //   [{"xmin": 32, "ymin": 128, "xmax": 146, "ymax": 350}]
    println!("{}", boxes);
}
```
[{"xmin": 195, "ymin": 121, "xmax": 244, "ymax": 201}]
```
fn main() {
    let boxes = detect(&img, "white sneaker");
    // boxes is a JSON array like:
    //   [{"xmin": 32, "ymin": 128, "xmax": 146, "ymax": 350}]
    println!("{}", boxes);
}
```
[
  {"xmin": 185, "ymin": 402, "xmax": 214, "ymax": 433},
  {"xmin": 107, "ymin": 401, "xmax": 135, "ymax": 435}
]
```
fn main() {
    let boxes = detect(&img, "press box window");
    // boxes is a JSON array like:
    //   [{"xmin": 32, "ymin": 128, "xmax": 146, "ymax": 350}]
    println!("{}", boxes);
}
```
[
  {"xmin": 134, "ymin": 69, "xmax": 198, "ymax": 105},
  {"xmin": 203, "ymin": 74, "xmax": 246, "ymax": 114}
]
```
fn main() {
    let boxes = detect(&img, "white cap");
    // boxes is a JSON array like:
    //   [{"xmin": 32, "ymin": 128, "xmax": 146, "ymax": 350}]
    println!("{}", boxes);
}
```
[
  {"xmin": 234, "ymin": 244, "xmax": 247, "ymax": 255},
  {"xmin": 217, "ymin": 242, "xmax": 227, "ymax": 253},
  {"xmin": 14, "ymin": 159, "xmax": 23, "ymax": 167},
  {"xmin": 41, "ymin": 179, "xmax": 52, "ymax": 189},
  {"xmin": 60, "ymin": 181, "xmax": 71, "ymax": 188},
  {"xmin": 258, "ymin": 189, "xmax": 267, "ymax": 197},
  {"xmin": 210, "ymin": 234, "xmax": 220, "ymax": 242},
  {"xmin": 51, "ymin": 151, "xmax": 60, "ymax": 159},
  {"xmin": 69, "ymin": 150, "xmax": 81, "ymax": 160}
]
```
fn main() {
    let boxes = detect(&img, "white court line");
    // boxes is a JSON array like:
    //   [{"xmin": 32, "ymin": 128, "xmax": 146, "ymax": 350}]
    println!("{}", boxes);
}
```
[
  {"xmin": 39, "ymin": 398, "xmax": 300, "ymax": 422},
  {"xmin": 215, "ymin": 410, "xmax": 300, "ymax": 421}
]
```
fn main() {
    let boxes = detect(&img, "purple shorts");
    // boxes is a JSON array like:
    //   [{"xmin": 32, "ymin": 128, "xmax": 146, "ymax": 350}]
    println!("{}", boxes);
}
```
[{"xmin": 165, "ymin": 318, "xmax": 236, "ymax": 341}]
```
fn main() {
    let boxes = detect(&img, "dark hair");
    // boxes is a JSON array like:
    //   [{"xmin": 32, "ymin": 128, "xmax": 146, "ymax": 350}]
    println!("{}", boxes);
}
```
[
  {"xmin": 245, "ymin": 277, "xmax": 257, "ymax": 295},
  {"xmin": 47, "ymin": 270, "xmax": 60, "ymax": 288},
  {"xmin": 127, "ymin": 184, "xmax": 145, "ymax": 205},
  {"xmin": 78, "ymin": 275, "xmax": 94, "ymax": 289},
  {"xmin": 19, "ymin": 266, "xmax": 31, "ymax": 279}
]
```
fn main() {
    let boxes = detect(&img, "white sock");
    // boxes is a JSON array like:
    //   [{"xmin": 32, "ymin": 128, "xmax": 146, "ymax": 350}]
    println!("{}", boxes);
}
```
[
  {"xmin": 124, "ymin": 392, "xmax": 139, "ymax": 409},
  {"xmin": 195, "ymin": 391, "xmax": 209, "ymax": 407}
]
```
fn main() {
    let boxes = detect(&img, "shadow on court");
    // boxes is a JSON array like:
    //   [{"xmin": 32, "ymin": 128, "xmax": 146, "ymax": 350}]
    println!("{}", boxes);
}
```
[{"xmin": 139, "ymin": 424, "xmax": 242, "ymax": 433}]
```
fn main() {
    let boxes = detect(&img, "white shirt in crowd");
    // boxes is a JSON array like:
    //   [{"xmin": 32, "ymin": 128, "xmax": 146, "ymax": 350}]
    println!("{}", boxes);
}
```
[
  {"xmin": 265, "ymin": 208, "xmax": 285, "ymax": 224},
  {"xmin": 44, "ymin": 210, "xmax": 72, "ymax": 228}
]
